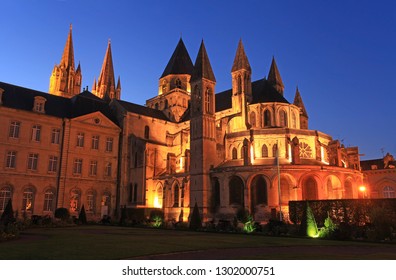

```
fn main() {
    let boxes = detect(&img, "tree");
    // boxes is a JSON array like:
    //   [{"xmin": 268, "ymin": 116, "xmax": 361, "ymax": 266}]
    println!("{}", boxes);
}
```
[
  {"xmin": 0, "ymin": 199, "xmax": 15, "ymax": 226},
  {"xmin": 79, "ymin": 204, "xmax": 87, "ymax": 224},
  {"xmin": 189, "ymin": 202, "xmax": 202, "ymax": 231}
]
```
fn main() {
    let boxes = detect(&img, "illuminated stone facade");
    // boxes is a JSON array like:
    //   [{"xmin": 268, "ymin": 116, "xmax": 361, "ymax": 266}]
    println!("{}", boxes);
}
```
[{"xmin": 2, "ymin": 29, "xmax": 389, "ymax": 224}]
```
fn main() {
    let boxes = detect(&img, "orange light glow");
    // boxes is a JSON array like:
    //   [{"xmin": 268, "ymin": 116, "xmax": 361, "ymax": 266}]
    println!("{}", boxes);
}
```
[
  {"xmin": 153, "ymin": 195, "xmax": 162, "ymax": 208},
  {"xmin": 250, "ymin": 145, "xmax": 254, "ymax": 164},
  {"xmin": 359, "ymin": 185, "xmax": 366, "ymax": 192}
]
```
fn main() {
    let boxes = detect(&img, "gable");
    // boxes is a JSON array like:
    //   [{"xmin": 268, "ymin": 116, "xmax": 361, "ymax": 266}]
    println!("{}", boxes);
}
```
[{"xmin": 71, "ymin": 111, "xmax": 120, "ymax": 131}]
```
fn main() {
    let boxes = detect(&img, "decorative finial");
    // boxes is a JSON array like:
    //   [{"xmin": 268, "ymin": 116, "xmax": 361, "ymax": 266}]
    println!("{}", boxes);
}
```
[{"xmin": 70, "ymin": 23, "xmax": 72, "ymax": 31}]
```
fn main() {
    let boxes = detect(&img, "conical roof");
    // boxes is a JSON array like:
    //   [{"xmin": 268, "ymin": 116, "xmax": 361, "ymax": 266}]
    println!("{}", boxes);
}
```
[
  {"xmin": 191, "ymin": 40, "xmax": 216, "ymax": 82},
  {"xmin": 160, "ymin": 38, "xmax": 193, "ymax": 78},
  {"xmin": 293, "ymin": 87, "xmax": 308, "ymax": 117},
  {"xmin": 60, "ymin": 24, "xmax": 75, "ymax": 69},
  {"xmin": 267, "ymin": 57, "xmax": 284, "ymax": 89},
  {"xmin": 231, "ymin": 39, "xmax": 251, "ymax": 72}
]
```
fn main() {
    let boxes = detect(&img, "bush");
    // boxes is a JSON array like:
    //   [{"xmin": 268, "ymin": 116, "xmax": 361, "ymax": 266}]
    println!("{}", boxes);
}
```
[
  {"xmin": 189, "ymin": 202, "xmax": 202, "ymax": 231},
  {"xmin": 78, "ymin": 205, "xmax": 87, "ymax": 224},
  {"xmin": 55, "ymin": 208, "xmax": 70, "ymax": 221},
  {"xmin": 0, "ymin": 199, "xmax": 15, "ymax": 226}
]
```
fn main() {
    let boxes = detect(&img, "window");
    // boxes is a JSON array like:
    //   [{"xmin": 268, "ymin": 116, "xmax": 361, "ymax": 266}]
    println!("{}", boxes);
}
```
[
  {"xmin": 175, "ymin": 78, "xmax": 182, "ymax": 88},
  {"xmin": 9, "ymin": 121, "xmax": 20, "ymax": 138},
  {"xmin": 383, "ymin": 186, "xmax": 395, "ymax": 198},
  {"xmin": 76, "ymin": 133, "xmax": 84, "ymax": 147},
  {"xmin": 173, "ymin": 183, "xmax": 180, "ymax": 207},
  {"xmin": 43, "ymin": 189, "xmax": 54, "ymax": 212},
  {"xmin": 51, "ymin": 128, "xmax": 60, "ymax": 144},
  {"xmin": 272, "ymin": 144, "xmax": 278, "ymax": 158},
  {"xmin": 232, "ymin": 147, "xmax": 238, "ymax": 160},
  {"xmin": 291, "ymin": 112, "xmax": 297, "ymax": 128},
  {"xmin": 262, "ymin": 144, "xmax": 268, "ymax": 158},
  {"xmin": 0, "ymin": 187, "xmax": 12, "ymax": 211},
  {"xmin": 299, "ymin": 142, "xmax": 313, "ymax": 158},
  {"xmin": 6, "ymin": 151, "xmax": 17, "ymax": 168},
  {"xmin": 33, "ymin": 96, "xmax": 46, "ymax": 113},
  {"xmin": 32, "ymin": 125, "xmax": 41, "ymax": 142},
  {"xmin": 48, "ymin": 155, "xmax": 58, "ymax": 172},
  {"xmin": 205, "ymin": 88, "xmax": 211, "ymax": 114},
  {"xmin": 92, "ymin": 135, "xmax": 99, "ymax": 150},
  {"xmin": 22, "ymin": 188, "xmax": 34, "ymax": 211},
  {"xmin": 105, "ymin": 162, "xmax": 112, "ymax": 177},
  {"xmin": 87, "ymin": 191, "xmax": 95, "ymax": 212},
  {"xmin": 90, "ymin": 160, "xmax": 98, "ymax": 176},
  {"xmin": 27, "ymin": 153, "xmax": 39, "ymax": 171},
  {"xmin": 263, "ymin": 110, "xmax": 271, "ymax": 127},
  {"xmin": 105, "ymin": 137, "xmax": 113, "ymax": 152},
  {"xmin": 73, "ymin": 159, "xmax": 83, "ymax": 174},
  {"xmin": 279, "ymin": 110, "xmax": 287, "ymax": 127},
  {"xmin": 144, "ymin": 126, "xmax": 150, "ymax": 139}
]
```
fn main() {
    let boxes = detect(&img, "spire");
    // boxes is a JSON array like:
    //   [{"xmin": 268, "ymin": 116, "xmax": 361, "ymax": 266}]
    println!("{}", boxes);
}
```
[
  {"xmin": 231, "ymin": 39, "xmax": 251, "ymax": 72},
  {"xmin": 160, "ymin": 38, "xmax": 193, "ymax": 78},
  {"xmin": 60, "ymin": 24, "xmax": 75, "ymax": 69},
  {"xmin": 92, "ymin": 78, "xmax": 97, "ymax": 92},
  {"xmin": 95, "ymin": 39, "xmax": 119, "ymax": 99},
  {"xmin": 191, "ymin": 40, "xmax": 216, "ymax": 83},
  {"xmin": 267, "ymin": 56, "xmax": 284, "ymax": 94},
  {"xmin": 293, "ymin": 86, "xmax": 308, "ymax": 117},
  {"xmin": 116, "ymin": 76, "xmax": 121, "ymax": 90}
]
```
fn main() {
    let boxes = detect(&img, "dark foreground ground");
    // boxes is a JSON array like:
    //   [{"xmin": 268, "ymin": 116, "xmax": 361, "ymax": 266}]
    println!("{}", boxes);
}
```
[{"xmin": 1, "ymin": 225, "xmax": 395, "ymax": 259}]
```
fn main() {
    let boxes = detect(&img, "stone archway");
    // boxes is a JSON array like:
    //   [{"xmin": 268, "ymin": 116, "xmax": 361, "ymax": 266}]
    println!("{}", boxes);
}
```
[
  {"xmin": 302, "ymin": 176, "xmax": 318, "ymax": 200},
  {"xmin": 229, "ymin": 176, "xmax": 244, "ymax": 207}
]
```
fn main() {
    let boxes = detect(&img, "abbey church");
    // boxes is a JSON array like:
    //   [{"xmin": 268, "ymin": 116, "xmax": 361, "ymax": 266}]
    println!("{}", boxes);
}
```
[{"xmin": 1, "ymin": 26, "xmax": 394, "ymax": 223}]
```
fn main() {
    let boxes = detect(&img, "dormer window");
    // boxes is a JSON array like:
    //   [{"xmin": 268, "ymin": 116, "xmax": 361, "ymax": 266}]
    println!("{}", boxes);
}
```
[
  {"xmin": 175, "ymin": 78, "xmax": 182, "ymax": 89},
  {"xmin": 33, "ymin": 96, "xmax": 46, "ymax": 113}
]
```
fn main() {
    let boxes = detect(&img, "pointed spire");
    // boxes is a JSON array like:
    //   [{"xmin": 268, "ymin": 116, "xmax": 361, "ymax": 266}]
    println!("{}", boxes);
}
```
[
  {"xmin": 191, "ymin": 40, "xmax": 216, "ymax": 83},
  {"xmin": 116, "ymin": 76, "xmax": 121, "ymax": 90},
  {"xmin": 76, "ymin": 61, "xmax": 81, "ymax": 73},
  {"xmin": 96, "ymin": 39, "xmax": 119, "ymax": 99},
  {"xmin": 267, "ymin": 56, "xmax": 284, "ymax": 94},
  {"xmin": 160, "ymin": 38, "xmax": 193, "ymax": 78},
  {"xmin": 92, "ymin": 78, "xmax": 97, "ymax": 92},
  {"xmin": 60, "ymin": 24, "xmax": 75, "ymax": 69},
  {"xmin": 293, "ymin": 86, "xmax": 308, "ymax": 117},
  {"xmin": 231, "ymin": 39, "xmax": 251, "ymax": 72}
]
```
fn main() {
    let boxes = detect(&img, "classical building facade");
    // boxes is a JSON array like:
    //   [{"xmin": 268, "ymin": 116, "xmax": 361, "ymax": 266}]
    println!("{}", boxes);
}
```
[{"xmin": 3, "ymin": 27, "xmax": 390, "ymax": 224}]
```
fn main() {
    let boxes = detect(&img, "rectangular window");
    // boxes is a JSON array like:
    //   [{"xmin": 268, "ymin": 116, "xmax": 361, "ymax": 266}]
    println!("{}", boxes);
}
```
[
  {"xmin": 9, "ymin": 121, "xmax": 21, "ymax": 138},
  {"xmin": 27, "ymin": 153, "xmax": 39, "ymax": 171},
  {"xmin": 91, "ymin": 135, "xmax": 99, "ymax": 150},
  {"xmin": 87, "ymin": 193, "xmax": 95, "ymax": 212},
  {"xmin": 44, "ymin": 190, "xmax": 54, "ymax": 212},
  {"xmin": 105, "ymin": 137, "xmax": 113, "ymax": 152},
  {"xmin": 48, "ymin": 155, "xmax": 58, "ymax": 172},
  {"xmin": 51, "ymin": 128, "xmax": 61, "ymax": 144},
  {"xmin": 105, "ymin": 162, "xmax": 112, "ymax": 177},
  {"xmin": 73, "ymin": 159, "xmax": 83, "ymax": 174},
  {"xmin": 89, "ymin": 160, "xmax": 98, "ymax": 176},
  {"xmin": 32, "ymin": 125, "xmax": 41, "ymax": 142},
  {"xmin": 6, "ymin": 151, "xmax": 17, "ymax": 168},
  {"xmin": 76, "ymin": 133, "xmax": 84, "ymax": 147}
]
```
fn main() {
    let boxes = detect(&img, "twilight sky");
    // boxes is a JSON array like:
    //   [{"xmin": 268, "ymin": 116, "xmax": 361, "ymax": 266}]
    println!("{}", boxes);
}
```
[{"xmin": 0, "ymin": 0, "xmax": 395, "ymax": 160}]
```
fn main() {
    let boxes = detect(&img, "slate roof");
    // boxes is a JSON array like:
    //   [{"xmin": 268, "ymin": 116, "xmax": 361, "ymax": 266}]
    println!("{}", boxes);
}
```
[
  {"xmin": 360, "ymin": 158, "xmax": 396, "ymax": 171},
  {"xmin": 0, "ymin": 81, "xmax": 119, "ymax": 125},
  {"xmin": 190, "ymin": 41, "xmax": 216, "ymax": 83},
  {"xmin": 160, "ymin": 38, "xmax": 194, "ymax": 78},
  {"xmin": 116, "ymin": 99, "xmax": 170, "ymax": 121}
]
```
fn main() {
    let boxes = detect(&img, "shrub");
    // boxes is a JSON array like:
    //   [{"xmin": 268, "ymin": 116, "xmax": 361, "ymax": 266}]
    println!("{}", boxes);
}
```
[
  {"xmin": 189, "ymin": 202, "xmax": 202, "ymax": 231},
  {"xmin": 78, "ymin": 205, "xmax": 87, "ymax": 224},
  {"xmin": 0, "ymin": 199, "xmax": 15, "ymax": 226},
  {"xmin": 55, "ymin": 208, "xmax": 70, "ymax": 221}
]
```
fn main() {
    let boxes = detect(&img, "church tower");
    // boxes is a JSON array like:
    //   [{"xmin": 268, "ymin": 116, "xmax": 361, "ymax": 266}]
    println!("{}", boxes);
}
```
[
  {"xmin": 267, "ymin": 57, "xmax": 284, "ymax": 95},
  {"xmin": 92, "ymin": 40, "xmax": 121, "ymax": 100},
  {"xmin": 231, "ymin": 39, "xmax": 252, "ymax": 129},
  {"xmin": 189, "ymin": 40, "xmax": 217, "ymax": 221},
  {"xmin": 293, "ymin": 87, "xmax": 309, "ymax": 129},
  {"xmin": 49, "ymin": 25, "xmax": 82, "ymax": 98}
]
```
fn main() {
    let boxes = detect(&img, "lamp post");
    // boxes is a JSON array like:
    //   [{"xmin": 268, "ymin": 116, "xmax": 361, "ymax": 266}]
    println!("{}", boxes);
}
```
[{"xmin": 359, "ymin": 185, "xmax": 367, "ymax": 199}]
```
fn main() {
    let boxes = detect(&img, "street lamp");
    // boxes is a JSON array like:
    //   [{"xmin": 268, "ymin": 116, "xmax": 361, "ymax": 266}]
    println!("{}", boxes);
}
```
[{"xmin": 359, "ymin": 185, "xmax": 367, "ymax": 198}]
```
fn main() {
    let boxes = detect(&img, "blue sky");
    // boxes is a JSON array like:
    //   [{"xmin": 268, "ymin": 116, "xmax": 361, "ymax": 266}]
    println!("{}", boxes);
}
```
[{"xmin": 1, "ymin": 0, "xmax": 395, "ymax": 160}]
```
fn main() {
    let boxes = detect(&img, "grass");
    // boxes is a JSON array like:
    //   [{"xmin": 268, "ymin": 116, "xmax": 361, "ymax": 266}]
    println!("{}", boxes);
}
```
[{"xmin": 1, "ymin": 225, "xmax": 395, "ymax": 259}]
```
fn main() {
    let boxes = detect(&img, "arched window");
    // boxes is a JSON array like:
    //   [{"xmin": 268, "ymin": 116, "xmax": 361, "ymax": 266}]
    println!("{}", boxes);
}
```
[
  {"xmin": 43, "ymin": 189, "xmax": 55, "ymax": 212},
  {"xmin": 144, "ymin": 126, "xmax": 150, "ymax": 139},
  {"xmin": 205, "ymin": 88, "xmax": 211, "ymax": 114},
  {"xmin": 232, "ymin": 147, "xmax": 238, "ymax": 160},
  {"xmin": 173, "ymin": 183, "xmax": 180, "ymax": 207},
  {"xmin": 302, "ymin": 177, "xmax": 318, "ymax": 200},
  {"xmin": 250, "ymin": 111, "xmax": 256, "ymax": 127},
  {"xmin": 262, "ymin": 144, "xmax": 268, "ymax": 157},
  {"xmin": 229, "ymin": 176, "xmax": 244, "ymax": 206},
  {"xmin": 383, "ymin": 186, "xmax": 395, "ymax": 198},
  {"xmin": 263, "ymin": 110, "xmax": 271, "ymax": 127},
  {"xmin": 22, "ymin": 187, "xmax": 34, "ymax": 212},
  {"xmin": 156, "ymin": 184, "xmax": 163, "ymax": 208},
  {"xmin": 237, "ymin": 75, "xmax": 242, "ymax": 93},
  {"xmin": 251, "ymin": 175, "xmax": 267, "ymax": 206},
  {"xmin": 279, "ymin": 110, "xmax": 287, "ymax": 127},
  {"xmin": 175, "ymin": 78, "xmax": 182, "ymax": 88},
  {"xmin": 0, "ymin": 186, "xmax": 12, "ymax": 211},
  {"xmin": 280, "ymin": 178, "xmax": 290, "ymax": 203},
  {"xmin": 102, "ymin": 192, "xmax": 111, "ymax": 216}
]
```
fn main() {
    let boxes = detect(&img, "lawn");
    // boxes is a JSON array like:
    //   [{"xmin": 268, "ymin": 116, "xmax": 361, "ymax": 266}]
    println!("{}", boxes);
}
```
[{"xmin": 1, "ymin": 225, "xmax": 395, "ymax": 259}]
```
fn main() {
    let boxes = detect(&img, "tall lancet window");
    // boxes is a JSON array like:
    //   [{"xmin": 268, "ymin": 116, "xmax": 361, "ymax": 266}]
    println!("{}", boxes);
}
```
[
  {"xmin": 237, "ymin": 75, "xmax": 242, "ymax": 93},
  {"xmin": 279, "ymin": 110, "xmax": 287, "ymax": 127},
  {"xmin": 205, "ymin": 88, "xmax": 211, "ymax": 114}
]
